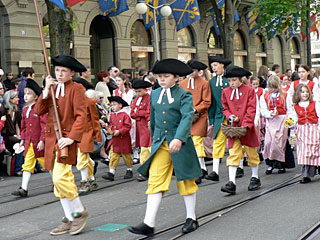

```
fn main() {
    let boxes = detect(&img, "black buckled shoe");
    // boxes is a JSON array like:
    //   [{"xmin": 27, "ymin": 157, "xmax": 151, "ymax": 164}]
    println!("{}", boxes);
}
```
[
  {"xmin": 265, "ymin": 168, "xmax": 273, "ymax": 175},
  {"xmin": 128, "ymin": 223, "xmax": 154, "ymax": 237},
  {"xmin": 195, "ymin": 177, "xmax": 202, "ymax": 185},
  {"xmin": 299, "ymin": 177, "xmax": 311, "ymax": 184},
  {"xmin": 278, "ymin": 168, "xmax": 286, "ymax": 174},
  {"xmin": 11, "ymin": 187, "xmax": 28, "ymax": 197},
  {"xmin": 221, "ymin": 181, "xmax": 236, "ymax": 195},
  {"xmin": 236, "ymin": 167, "xmax": 244, "ymax": 178},
  {"xmin": 102, "ymin": 172, "xmax": 114, "ymax": 181},
  {"xmin": 248, "ymin": 177, "xmax": 261, "ymax": 191},
  {"xmin": 124, "ymin": 170, "xmax": 133, "ymax": 179},
  {"xmin": 182, "ymin": 218, "xmax": 199, "ymax": 234},
  {"xmin": 206, "ymin": 171, "xmax": 219, "ymax": 181}
]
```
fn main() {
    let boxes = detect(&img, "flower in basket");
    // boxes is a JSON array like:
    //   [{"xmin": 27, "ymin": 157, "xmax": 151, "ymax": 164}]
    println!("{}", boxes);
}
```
[{"xmin": 284, "ymin": 118, "xmax": 294, "ymax": 128}]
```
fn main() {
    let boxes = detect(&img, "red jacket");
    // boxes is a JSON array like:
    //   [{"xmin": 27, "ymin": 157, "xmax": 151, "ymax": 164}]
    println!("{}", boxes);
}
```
[
  {"xmin": 294, "ymin": 80, "xmax": 314, "ymax": 91},
  {"xmin": 256, "ymin": 87, "xmax": 264, "ymax": 98},
  {"xmin": 264, "ymin": 92, "xmax": 287, "ymax": 115},
  {"xmin": 294, "ymin": 101, "xmax": 318, "ymax": 124},
  {"xmin": 108, "ymin": 111, "xmax": 132, "ymax": 153},
  {"xmin": 221, "ymin": 84, "xmax": 260, "ymax": 148},
  {"xmin": 131, "ymin": 94, "xmax": 151, "ymax": 147},
  {"xmin": 21, "ymin": 104, "xmax": 47, "ymax": 158}
]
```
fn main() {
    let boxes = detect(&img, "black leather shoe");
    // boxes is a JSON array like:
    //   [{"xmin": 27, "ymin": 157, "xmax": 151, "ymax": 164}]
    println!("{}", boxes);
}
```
[
  {"xmin": 124, "ymin": 170, "xmax": 133, "ymax": 179},
  {"xmin": 221, "ymin": 181, "xmax": 236, "ymax": 195},
  {"xmin": 248, "ymin": 177, "xmax": 261, "ymax": 191},
  {"xmin": 128, "ymin": 223, "xmax": 154, "ymax": 236},
  {"xmin": 11, "ymin": 187, "xmax": 28, "ymax": 197},
  {"xmin": 236, "ymin": 168, "xmax": 244, "ymax": 178},
  {"xmin": 102, "ymin": 172, "xmax": 114, "ymax": 181},
  {"xmin": 265, "ymin": 168, "xmax": 273, "ymax": 175},
  {"xmin": 201, "ymin": 169, "xmax": 208, "ymax": 179},
  {"xmin": 206, "ymin": 171, "xmax": 219, "ymax": 181},
  {"xmin": 300, "ymin": 177, "xmax": 311, "ymax": 184},
  {"xmin": 195, "ymin": 177, "xmax": 202, "ymax": 185},
  {"xmin": 182, "ymin": 218, "xmax": 199, "ymax": 234},
  {"xmin": 278, "ymin": 168, "xmax": 286, "ymax": 174}
]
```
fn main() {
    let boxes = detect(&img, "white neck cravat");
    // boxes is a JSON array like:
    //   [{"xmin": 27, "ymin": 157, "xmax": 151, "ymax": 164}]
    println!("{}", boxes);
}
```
[
  {"xmin": 26, "ymin": 104, "xmax": 34, "ymax": 118},
  {"xmin": 187, "ymin": 77, "xmax": 194, "ymax": 89},
  {"xmin": 216, "ymin": 75, "xmax": 223, "ymax": 87},
  {"xmin": 230, "ymin": 88, "xmax": 239, "ymax": 100},
  {"xmin": 157, "ymin": 88, "xmax": 174, "ymax": 104},
  {"xmin": 55, "ymin": 82, "xmax": 65, "ymax": 99},
  {"xmin": 136, "ymin": 96, "xmax": 142, "ymax": 106}
]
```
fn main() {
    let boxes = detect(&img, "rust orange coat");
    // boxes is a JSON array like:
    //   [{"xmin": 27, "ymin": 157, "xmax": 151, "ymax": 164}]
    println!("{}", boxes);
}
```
[
  {"xmin": 34, "ymin": 80, "xmax": 86, "ymax": 170},
  {"xmin": 78, "ymin": 97, "xmax": 103, "ymax": 153},
  {"xmin": 179, "ymin": 76, "xmax": 212, "ymax": 137}
]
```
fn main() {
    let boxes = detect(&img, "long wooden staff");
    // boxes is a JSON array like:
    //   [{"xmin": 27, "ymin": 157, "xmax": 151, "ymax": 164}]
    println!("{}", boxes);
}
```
[{"xmin": 34, "ymin": 0, "xmax": 68, "ymax": 158}]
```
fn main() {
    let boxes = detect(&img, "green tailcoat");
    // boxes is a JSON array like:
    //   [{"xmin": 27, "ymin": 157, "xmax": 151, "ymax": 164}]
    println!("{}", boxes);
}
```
[
  {"xmin": 138, "ymin": 85, "xmax": 202, "ymax": 181},
  {"xmin": 208, "ymin": 76, "xmax": 229, "ymax": 139}
]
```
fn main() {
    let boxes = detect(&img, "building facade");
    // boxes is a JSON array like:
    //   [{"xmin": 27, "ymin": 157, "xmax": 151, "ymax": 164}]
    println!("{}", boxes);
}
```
[{"xmin": 0, "ymin": 0, "xmax": 307, "ymax": 80}]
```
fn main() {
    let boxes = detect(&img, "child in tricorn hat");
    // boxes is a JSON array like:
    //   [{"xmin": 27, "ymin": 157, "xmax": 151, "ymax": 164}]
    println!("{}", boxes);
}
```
[
  {"xmin": 131, "ymin": 80, "xmax": 153, "ymax": 181},
  {"xmin": 101, "ymin": 96, "xmax": 133, "ymax": 181},
  {"xmin": 220, "ymin": 65, "xmax": 261, "ymax": 195},
  {"xmin": 128, "ymin": 59, "xmax": 202, "ymax": 237},
  {"xmin": 35, "ymin": 54, "xmax": 88, "ymax": 235},
  {"xmin": 12, "ymin": 79, "xmax": 47, "ymax": 197}
]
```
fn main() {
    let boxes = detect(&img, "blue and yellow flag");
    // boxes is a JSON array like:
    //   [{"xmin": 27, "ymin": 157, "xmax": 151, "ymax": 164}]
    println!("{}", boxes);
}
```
[
  {"xmin": 282, "ymin": 17, "xmax": 296, "ymax": 41},
  {"xmin": 99, "ymin": 0, "xmax": 129, "ymax": 17},
  {"xmin": 49, "ymin": 0, "xmax": 66, "ymax": 12},
  {"xmin": 209, "ymin": 0, "xmax": 240, "ymax": 36},
  {"xmin": 171, "ymin": 0, "xmax": 200, "ymax": 31},
  {"xmin": 142, "ymin": 0, "xmax": 166, "ymax": 30},
  {"xmin": 245, "ymin": 7, "xmax": 259, "ymax": 35}
]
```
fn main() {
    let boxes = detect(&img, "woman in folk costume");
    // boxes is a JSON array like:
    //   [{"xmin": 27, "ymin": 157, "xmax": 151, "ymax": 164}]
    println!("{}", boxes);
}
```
[
  {"xmin": 130, "ymin": 80, "xmax": 153, "ymax": 182},
  {"xmin": 179, "ymin": 59, "xmax": 212, "ymax": 184},
  {"xmin": 286, "ymin": 65, "xmax": 319, "ymax": 117},
  {"xmin": 35, "ymin": 54, "xmax": 88, "ymax": 236},
  {"xmin": 207, "ymin": 56, "xmax": 232, "ymax": 182},
  {"xmin": 260, "ymin": 75, "xmax": 288, "ymax": 174},
  {"xmin": 220, "ymin": 66, "xmax": 261, "ymax": 195},
  {"xmin": 128, "ymin": 59, "xmax": 202, "ymax": 237},
  {"xmin": 289, "ymin": 84, "xmax": 320, "ymax": 183}
]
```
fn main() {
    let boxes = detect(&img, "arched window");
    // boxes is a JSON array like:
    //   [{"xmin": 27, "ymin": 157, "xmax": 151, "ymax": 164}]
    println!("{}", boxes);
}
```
[
  {"xmin": 130, "ymin": 20, "xmax": 153, "ymax": 77},
  {"xmin": 177, "ymin": 27, "xmax": 196, "ymax": 62},
  {"xmin": 233, "ymin": 30, "xmax": 247, "ymax": 67},
  {"xmin": 255, "ymin": 34, "xmax": 266, "ymax": 73},
  {"xmin": 290, "ymin": 37, "xmax": 300, "ymax": 70},
  {"xmin": 273, "ymin": 36, "xmax": 284, "ymax": 72},
  {"xmin": 207, "ymin": 28, "xmax": 223, "ymax": 56}
]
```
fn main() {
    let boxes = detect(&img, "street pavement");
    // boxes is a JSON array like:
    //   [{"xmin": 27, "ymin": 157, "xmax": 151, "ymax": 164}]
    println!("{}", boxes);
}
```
[{"xmin": 1, "ymin": 157, "xmax": 320, "ymax": 240}]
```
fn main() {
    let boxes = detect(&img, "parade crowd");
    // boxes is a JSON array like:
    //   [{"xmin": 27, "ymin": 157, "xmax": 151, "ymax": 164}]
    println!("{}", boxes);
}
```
[{"xmin": 0, "ymin": 54, "xmax": 319, "ymax": 237}]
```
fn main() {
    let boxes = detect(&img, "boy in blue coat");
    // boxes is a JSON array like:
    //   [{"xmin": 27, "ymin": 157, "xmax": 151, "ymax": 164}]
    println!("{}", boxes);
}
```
[{"xmin": 128, "ymin": 59, "xmax": 202, "ymax": 236}]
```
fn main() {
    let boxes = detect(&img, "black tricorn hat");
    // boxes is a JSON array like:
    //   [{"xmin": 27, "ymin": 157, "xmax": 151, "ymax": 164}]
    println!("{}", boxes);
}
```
[
  {"xmin": 51, "ymin": 54, "xmax": 87, "ymax": 72},
  {"xmin": 108, "ymin": 96, "xmax": 129, "ymax": 107},
  {"xmin": 25, "ymin": 79, "xmax": 42, "ymax": 96},
  {"xmin": 187, "ymin": 59, "xmax": 207, "ymax": 70},
  {"xmin": 224, "ymin": 66, "xmax": 252, "ymax": 78},
  {"xmin": 152, "ymin": 58, "xmax": 193, "ymax": 76},
  {"xmin": 132, "ymin": 80, "xmax": 153, "ymax": 89},
  {"xmin": 208, "ymin": 56, "xmax": 232, "ymax": 73}
]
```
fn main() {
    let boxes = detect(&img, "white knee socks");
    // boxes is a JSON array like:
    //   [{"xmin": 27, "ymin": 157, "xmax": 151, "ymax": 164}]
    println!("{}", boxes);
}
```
[
  {"xmin": 251, "ymin": 165, "xmax": 259, "ymax": 178},
  {"xmin": 80, "ymin": 166, "xmax": 88, "ymax": 181},
  {"xmin": 198, "ymin": 157, "xmax": 207, "ymax": 171},
  {"xmin": 212, "ymin": 158, "xmax": 220, "ymax": 174},
  {"xmin": 144, "ymin": 193, "xmax": 162, "ymax": 228},
  {"xmin": 70, "ymin": 197, "xmax": 84, "ymax": 213},
  {"xmin": 229, "ymin": 166, "xmax": 237, "ymax": 184},
  {"xmin": 60, "ymin": 198, "xmax": 74, "ymax": 221},
  {"xmin": 21, "ymin": 171, "xmax": 31, "ymax": 190},
  {"xmin": 183, "ymin": 193, "xmax": 196, "ymax": 220}
]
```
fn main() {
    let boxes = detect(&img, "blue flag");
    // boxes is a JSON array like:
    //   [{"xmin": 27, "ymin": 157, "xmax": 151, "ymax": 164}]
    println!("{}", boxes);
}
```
[
  {"xmin": 209, "ymin": 0, "xmax": 240, "ymax": 36},
  {"xmin": 49, "ymin": 0, "xmax": 66, "ymax": 12},
  {"xmin": 245, "ymin": 7, "xmax": 259, "ymax": 35},
  {"xmin": 99, "ymin": 0, "xmax": 128, "ymax": 17},
  {"xmin": 282, "ymin": 17, "xmax": 296, "ymax": 41},
  {"xmin": 171, "ymin": 0, "xmax": 201, "ymax": 31},
  {"xmin": 267, "ymin": 17, "xmax": 280, "ymax": 40},
  {"xmin": 142, "ymin": 0, "xmax": 165, "ymax": 30}
]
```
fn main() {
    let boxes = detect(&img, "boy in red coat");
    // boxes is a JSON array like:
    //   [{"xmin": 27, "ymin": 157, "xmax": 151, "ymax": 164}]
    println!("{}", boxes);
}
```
[
  {"xmin": 102, "ymin": 96, "xmax": 133, "ymax": 181},
  {"xmin": 12, "ymin": 79, "xmax": 47, "ymax": 197},
  {"xmin": 221, "ymin": 66, "xmax": 261, "ymax": 195},
  {"xmin": 131, "ymin": 80, "xmax": 153, "ymax": 182}
]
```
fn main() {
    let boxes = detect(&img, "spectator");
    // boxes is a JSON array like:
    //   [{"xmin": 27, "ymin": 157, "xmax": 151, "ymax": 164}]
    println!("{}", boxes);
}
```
[
  {"xmin": 95, "ymin": 70, "xmax": 111, "ymax": 102},
  {"xmin": 0, "ymin": 82, "xmax": 5, "ymax": 104},
  {"xmin": 138, "ymin": 69, "xmax": 147, "ymax": 79},
  {"xmin": 107, "ymin": 66, "xmax": 119, "ymax": 94},
  {"xmin": 18, "ymin": 67, "xmax": 35, "ymax": 111},
  {"xmin": 114, "ymin": 72, "xmax": 134, "ymax": 105},
  {"xmin": 271, "ymin": 64, "xmax": 281, "ymax": 75},
  {"xmin": 73, "ymin": 66, "xmax": 94, "ymax": 90},
  {"xmin": 257, "ymin": 65, "xmax": 268, "ymax": 88},
  {"xmin": 285, "ymin": 69, "xmax": 292, "ymax": 79},
  {"xmin": 3, "ymin": 72, "xmax": 14, "ymax": 90}
]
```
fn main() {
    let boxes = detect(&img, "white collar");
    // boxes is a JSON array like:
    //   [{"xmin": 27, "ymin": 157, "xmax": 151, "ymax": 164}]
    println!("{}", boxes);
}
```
[
  {"xmin": 187, "ymin": 77, "xmax": 194, "ymax": 89},
  {"xmin": 55, "ymin": 82, "xmax": 65, "ymax": 99},
  {"xmin": 157, "ymin": 85, "xmax": 175, "ymax": 104},
  {"xmin": 216, "ymin": 74, "xmax": 223, "ymax": 87},
  {"xmin": 26, "ymin": 103, "xmax": 35, "ymax": 118}
]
